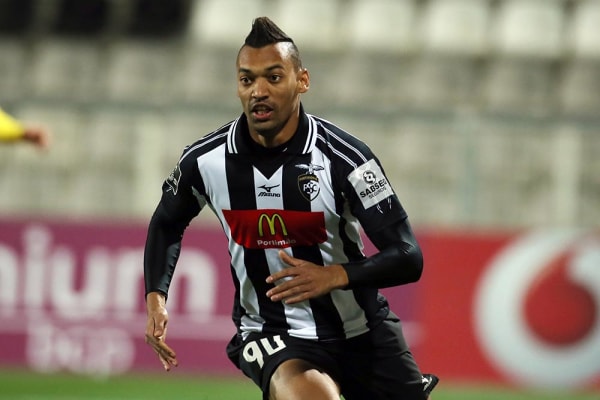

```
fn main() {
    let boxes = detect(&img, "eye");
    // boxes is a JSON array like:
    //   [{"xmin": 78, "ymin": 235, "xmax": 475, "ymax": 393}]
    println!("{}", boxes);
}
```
[
  {"xmin": 270, "ymin": 75, "xmax": 282, "ymax": 82},
  {"xmin": 239, "ymin": 76, "xmax": 252, "ymax": 85}
]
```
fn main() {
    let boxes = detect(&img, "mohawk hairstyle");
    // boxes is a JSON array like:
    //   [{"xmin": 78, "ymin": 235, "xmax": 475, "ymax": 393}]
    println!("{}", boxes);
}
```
[
  {"xmin": 244, "ymin": 16, "xmax": 294, "ymax": 47},
  {"xmin": 242, "ymin": 16, "xmax": 302, "ymax": 69}
]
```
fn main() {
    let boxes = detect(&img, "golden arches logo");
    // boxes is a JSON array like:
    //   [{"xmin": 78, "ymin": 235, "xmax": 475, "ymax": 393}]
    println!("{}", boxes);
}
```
[{"xmin": 258, "ymin": 213, "xmax": 288, "ymax": 237}]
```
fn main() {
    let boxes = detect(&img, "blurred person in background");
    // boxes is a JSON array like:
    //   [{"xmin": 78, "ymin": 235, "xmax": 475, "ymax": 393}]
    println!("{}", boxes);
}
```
[
  {"xmin": 144, "ymin": 17, "xmax": 438, "ymax": 400},
  {"xmin": 0, "ymin": 108, "xmax": 51, "ymax": 149}
]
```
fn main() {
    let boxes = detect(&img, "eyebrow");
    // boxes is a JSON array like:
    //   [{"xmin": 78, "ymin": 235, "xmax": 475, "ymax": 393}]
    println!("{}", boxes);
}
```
[{"xmin": 238, "ymin": 64, "xmax": 285, "ymax": 74}]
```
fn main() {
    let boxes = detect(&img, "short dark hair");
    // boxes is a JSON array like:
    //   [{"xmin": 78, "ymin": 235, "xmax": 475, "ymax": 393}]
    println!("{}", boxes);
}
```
[{"xmin": 241, "ymin": 17, "xmax": 302, "ymax": 69}]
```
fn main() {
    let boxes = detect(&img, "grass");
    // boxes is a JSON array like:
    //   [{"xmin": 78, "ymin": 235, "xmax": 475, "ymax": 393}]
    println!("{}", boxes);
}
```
[{"xmin": 0, "ymin": 369, "xmax": 598, "ymax": 400}]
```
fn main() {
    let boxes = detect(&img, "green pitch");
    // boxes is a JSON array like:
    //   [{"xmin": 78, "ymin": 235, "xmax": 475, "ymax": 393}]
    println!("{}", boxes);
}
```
[{"xmin": 0, "ymin": 369, "xmax": 597, "ymax": 400}]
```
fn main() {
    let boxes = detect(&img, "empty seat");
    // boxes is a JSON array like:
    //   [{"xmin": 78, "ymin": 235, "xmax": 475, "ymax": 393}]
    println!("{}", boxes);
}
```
[
  {"xmin": 190, "ymin": 0, "xmax": 264, "ymax": 48},
  {"xmin": 346, "ymin": 0, "xmax": 418, "ymax": 54},
  {"xmin": 104, "ymin": 40, "xmax": 182, "ymax": 102},
  {"xmin": 0, "ymin": 39, "xmax": 29, "ymax": 101},
  {"xmin": 482, "ymin": 58, "xmax": 558, "ymax": 113},
  {"xmin": 560, "ymin": 60, "xmax": 600, "ymax": 115},
  {"xmin": 568, "ymin": 0, "xmax": 600, "ymax": 60},
  {"xmin": 492, "ymin": 0, "xmax": 565, "ymax": 59},
  {"xmin": 272, "ymin": 0, "xmax": 341, "ymax": 51},
  {"xmin": 420, "ymin": 0, "xmax": 491, "ymax": 56},
  {"xmin": 29, "ymin": 38, "xmax": 104, "ymax": 99}
]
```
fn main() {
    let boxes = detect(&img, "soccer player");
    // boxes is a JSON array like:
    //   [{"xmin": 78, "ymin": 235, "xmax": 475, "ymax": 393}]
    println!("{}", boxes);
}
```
[
  {"xmin": 144, "ymin": 17, "xmax": 438, "ymax": 400},
  {"xmin": 0, "ymin": 108, "xmax": 50, "ymax": 149}
]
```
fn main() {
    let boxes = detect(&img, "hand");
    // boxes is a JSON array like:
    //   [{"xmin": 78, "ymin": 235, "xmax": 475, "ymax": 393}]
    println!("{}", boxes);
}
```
[
  {"xmin": 145, "ymin": 292, "xmax": 178, "ymax": 371},
  {"xmin": 23, "ymin": 126, "xmax": 51, "ymax": 149},
  {"xmin": 265, "ymin": 250, "xmax": 349, "ymax": 304}
]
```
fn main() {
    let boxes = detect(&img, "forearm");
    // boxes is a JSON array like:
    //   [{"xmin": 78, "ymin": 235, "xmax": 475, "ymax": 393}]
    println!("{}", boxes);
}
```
[
  {"xmin": 0, "ymin": 108, "xmax": 25, "ymax": 141},
  {"xmin": 342, "ymin": 242, "xmax": 423, "ymax": 289},
  {"xmin": 143, "ymin": 203, "xmax": 187, "ymax": 299},
  {"xmin": 341, "ymin": 217, "xmax": 423, "ymax": 289}
]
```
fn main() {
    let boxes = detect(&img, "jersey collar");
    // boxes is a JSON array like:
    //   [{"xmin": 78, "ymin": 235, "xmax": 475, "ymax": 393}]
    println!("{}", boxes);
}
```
[{"xmin": 226, "ymin": 104, "xmax": 318, "ymax": 155}]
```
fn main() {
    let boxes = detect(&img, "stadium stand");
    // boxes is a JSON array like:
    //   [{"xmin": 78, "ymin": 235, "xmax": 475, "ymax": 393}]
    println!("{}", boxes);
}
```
[{"xmin": 0, "ymin": 0, "xmax": 598, "ymax": 228}]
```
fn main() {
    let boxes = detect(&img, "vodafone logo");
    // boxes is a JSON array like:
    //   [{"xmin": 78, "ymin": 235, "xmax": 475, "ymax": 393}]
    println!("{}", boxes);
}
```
[{"xmin": 475, "ymin": 230, "xmax": 600, "ymax": 388}]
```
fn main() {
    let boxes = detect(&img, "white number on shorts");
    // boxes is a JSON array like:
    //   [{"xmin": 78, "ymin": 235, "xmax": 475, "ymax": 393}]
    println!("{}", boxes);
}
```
[{"xmin": 242, "ymin": 335, "xmax": 287, "ymax": 368}]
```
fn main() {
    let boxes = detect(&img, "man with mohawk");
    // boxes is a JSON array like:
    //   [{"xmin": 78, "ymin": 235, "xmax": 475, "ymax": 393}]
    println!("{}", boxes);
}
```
[{"xmin": 144, "ymin": 16, "xmax": 438, "ymax": 400}]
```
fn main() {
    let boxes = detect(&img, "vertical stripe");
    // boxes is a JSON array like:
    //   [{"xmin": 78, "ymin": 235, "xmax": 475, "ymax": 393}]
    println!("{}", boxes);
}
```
[
  {"xmin": 226, "ymin": 155, "xmax": 288, "ymax": 333},
  {"xmin": 283, "ymin": 154, "xmax": 345, "ymax": 339}
]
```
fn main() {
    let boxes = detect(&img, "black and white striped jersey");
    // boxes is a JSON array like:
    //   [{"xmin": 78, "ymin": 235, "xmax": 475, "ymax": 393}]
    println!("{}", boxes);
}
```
[{"xmin": 151, "ymin": 107, "xmax": 408, "ymax": 341}]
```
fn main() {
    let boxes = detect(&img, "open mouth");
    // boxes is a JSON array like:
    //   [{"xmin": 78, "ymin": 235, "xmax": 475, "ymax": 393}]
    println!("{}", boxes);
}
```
[{"xmin": 252, "ymin": 104, "xmax": 273, "ymax": 121}]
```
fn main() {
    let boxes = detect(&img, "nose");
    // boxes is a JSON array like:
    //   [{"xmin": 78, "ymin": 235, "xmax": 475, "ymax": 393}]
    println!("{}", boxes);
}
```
[{"xmin": 251, "ymin": 78, "xmax": 268, "ymax": 99}]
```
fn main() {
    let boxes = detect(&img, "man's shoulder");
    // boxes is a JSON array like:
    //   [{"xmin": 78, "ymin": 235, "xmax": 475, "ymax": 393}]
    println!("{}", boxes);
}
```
[
  {"xmin": 308, "ymin": 114, "xmax": 371, "ymax": 157},
  {"xmin": 180, "ymin": 120, "xmax": 233, "ymax": 160}
]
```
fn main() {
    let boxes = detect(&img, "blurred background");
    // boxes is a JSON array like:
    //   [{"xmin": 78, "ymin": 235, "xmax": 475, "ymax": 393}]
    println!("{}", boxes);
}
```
[
  {"xmin": 0, "ymin": 0, "xmax": 599, "ymax": 398},
  {"xmin": 0, "ymin": 0, "xmax": 598, "ymax": 228}
]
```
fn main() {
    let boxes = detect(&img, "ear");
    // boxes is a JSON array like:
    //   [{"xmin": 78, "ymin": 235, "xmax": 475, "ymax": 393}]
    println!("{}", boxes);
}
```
[{"xmin": 298, "ymin": 68, "xmax": 310, "ymax": 93}]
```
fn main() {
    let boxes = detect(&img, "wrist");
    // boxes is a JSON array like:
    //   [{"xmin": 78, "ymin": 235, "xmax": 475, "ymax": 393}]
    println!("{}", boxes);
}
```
[
  {"xmin": 330, "ymin": 264, "xmax": 349, "ymax": 290},
  {"xmin": 146, "ymin": 291, "xmax": 167, "ymax": 311}
]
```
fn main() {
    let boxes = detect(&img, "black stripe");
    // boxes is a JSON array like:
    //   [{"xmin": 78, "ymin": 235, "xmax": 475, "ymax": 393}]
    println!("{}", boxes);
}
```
[
  {"xmin": 226, "ymin": 154, "xmax": 288, "ymax": 333},
  {"xmin": 314, "ymin": 131, "xmax": 364, "ymax": 264},
  {"xmin": 283, "ymin": 154, "xmax": 345, "ymax": 339}
]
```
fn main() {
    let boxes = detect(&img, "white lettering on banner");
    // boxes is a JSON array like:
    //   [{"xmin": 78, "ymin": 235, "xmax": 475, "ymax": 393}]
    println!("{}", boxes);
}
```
[
  {"xmin": 475, "ymin": 230, "xmax": 600, "ymax": 389},
  {"xmin": 0, "ymin": 246, "xmax": 18, "ymax": 317},
  {"xmin": 27, "ymin": 319, "xmax": 134, "ymax": 375},
  {"xmin": 0, "ymin": 224, "xmax": 221, "ymax": 375},
  {"xmin": 51, "ymin": 247, "xmax": 111, "ymax": 319}
]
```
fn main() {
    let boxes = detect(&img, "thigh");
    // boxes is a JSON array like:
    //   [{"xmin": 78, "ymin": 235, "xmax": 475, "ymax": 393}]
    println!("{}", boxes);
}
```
[
  {"xmin": 339, "ymin": 316, "xmax": 426, "ymax": 400},
  {"xmin": 227, "ymin": 332, "xmax": 341, "ymax": 399},
  {"xmin": 269, "ymin": 359, "xmax": 340, "ymax": 400}
]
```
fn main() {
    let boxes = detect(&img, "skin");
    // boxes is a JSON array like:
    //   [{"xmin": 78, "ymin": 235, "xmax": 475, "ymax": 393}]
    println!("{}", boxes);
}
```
[
  {"xmin": 145, "ymin": 42, "xmax": 351, "ymax": 398},
  {"xmin": 236, "ymin": 42, "xmax": 309, "ymax": 148},
  {"xmin": 23, "ymin": 126, "xmax": 51, "ymax": 149}
]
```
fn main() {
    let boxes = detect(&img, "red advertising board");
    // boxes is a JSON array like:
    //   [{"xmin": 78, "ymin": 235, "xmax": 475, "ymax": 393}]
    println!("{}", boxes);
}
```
[
  {"xmin": 416, "ymin": 228, "xmax": 600, "ymax": 390},
  {"xmin": 1, "ymin": 218, "xmax": 599, "ymax": 391}
]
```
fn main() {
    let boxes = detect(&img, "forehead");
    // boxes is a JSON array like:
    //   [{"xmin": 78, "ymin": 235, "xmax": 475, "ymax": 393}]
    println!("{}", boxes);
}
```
[{"xmin": 237, "ymin": 42, "xmax": 296, "ymax": 71}]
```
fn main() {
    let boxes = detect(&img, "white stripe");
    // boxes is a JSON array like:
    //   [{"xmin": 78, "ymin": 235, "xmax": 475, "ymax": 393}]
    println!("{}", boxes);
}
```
[
  {"xmin": 302, "ymin": 116, "xmax": 318, "ymax": 154},
  {"xmin": 317, "ymin": 134, "xmax": 358, "ymax": 169},
  {"xmin": 227, "ymin": 118, "xmax": 240, "ymax": 153},
  {"xmin": 323, "ymin": 126, "xmax": 368, "ymax": 163},
  {"xmin": 179, "ymin": 130, "xmax": 228, "ymax": 162}
]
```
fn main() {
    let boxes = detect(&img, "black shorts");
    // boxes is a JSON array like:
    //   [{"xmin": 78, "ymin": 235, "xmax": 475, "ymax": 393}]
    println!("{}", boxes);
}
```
[{"xmin": 226, "ymin": 313, "xmax": 426, "ymax": 400}]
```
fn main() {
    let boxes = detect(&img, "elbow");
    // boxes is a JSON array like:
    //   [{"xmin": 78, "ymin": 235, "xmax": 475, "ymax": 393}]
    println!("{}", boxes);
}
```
[{"xmin": 407, "ymin": 243, "xmax": 424, "ymax": 282}]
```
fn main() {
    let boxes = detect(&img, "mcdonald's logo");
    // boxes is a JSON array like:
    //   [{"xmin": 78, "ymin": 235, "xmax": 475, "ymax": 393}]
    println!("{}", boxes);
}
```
[{"xmin": 258, "ymin": 213, "xmax": 288, "ymax": 237}]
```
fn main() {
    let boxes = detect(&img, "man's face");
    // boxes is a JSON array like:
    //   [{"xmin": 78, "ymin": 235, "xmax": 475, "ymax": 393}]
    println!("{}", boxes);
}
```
[{"xmin": 237, "ymin": 42, "xmax": 309, "ymax": 142}]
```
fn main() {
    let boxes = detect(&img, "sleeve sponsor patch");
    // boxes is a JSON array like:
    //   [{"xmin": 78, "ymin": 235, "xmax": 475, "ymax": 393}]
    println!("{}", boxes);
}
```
[
  {"xmin": 166, "ymin": 163, "xmax": 182, "ymax": 195},
  {"xmin": 347, "ymin": 159, "xmax": 394, "ymax": 209}
]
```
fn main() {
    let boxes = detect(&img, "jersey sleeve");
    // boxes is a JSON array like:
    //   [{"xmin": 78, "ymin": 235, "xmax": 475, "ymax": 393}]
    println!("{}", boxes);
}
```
[
  {"xmin": 342, "ymin": 151, "xmax": 407, "ymax": 236},
  {"xmin": 144, "ymin": 148, "xmax": 205, "ymax": 298},
  {"xmin": 0, "ymin": 108, "xmax": 25, "ymax": 141}
]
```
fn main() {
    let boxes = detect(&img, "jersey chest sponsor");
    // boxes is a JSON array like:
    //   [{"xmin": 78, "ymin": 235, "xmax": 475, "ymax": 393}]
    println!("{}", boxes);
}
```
[{"xmin": 222, "ymin": 209, "xmax": 327, "ymax": 249}]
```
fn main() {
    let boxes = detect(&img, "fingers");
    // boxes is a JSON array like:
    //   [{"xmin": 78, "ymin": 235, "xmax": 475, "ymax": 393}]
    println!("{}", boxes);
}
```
[
  {"xmin": 266, "ymin": 278, "xmax": 311, "ymax": 304},
  {"xmin": 145, "ymin": 315, "xmax": 178, "ymax": 371},
  {"xmin": 266, "ymin": 250, "xmax": 299, "ymax": 284},
  {"xmin": 278, "ymin": 250, "xmax": 295, "ymax": 265},
  {"xmin": 266, "ymin": 251, "xmax": 316, "ymax": 304},
  {"xmin": 266, "ymin": 251, "xmax": 348, "ymax": 304},
  {"xmin": 145, "ymin": 332, "xmax": 178, "ymax": 371}
]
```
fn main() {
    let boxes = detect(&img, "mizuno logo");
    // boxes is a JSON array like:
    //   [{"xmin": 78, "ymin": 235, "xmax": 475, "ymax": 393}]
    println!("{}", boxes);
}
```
[
  {"xmin": 258, "ymin": 184, "xmax": 280, "ymax": 193},
  {"xmin": 258, "ymin": 184, "xmax": 281, "ymax": 197}
]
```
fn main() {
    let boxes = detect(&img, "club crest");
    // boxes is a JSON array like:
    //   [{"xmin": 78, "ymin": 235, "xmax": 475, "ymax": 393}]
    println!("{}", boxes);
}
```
[{"xmin": 296, "ymin": 163, "xmax": 324, "ymax": 201}]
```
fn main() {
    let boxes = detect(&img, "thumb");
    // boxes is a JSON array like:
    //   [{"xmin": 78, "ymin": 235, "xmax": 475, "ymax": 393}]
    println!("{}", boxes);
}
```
[{"xmin": 152, "ymin": 316, "xmax": 167, "ymax": 339}]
